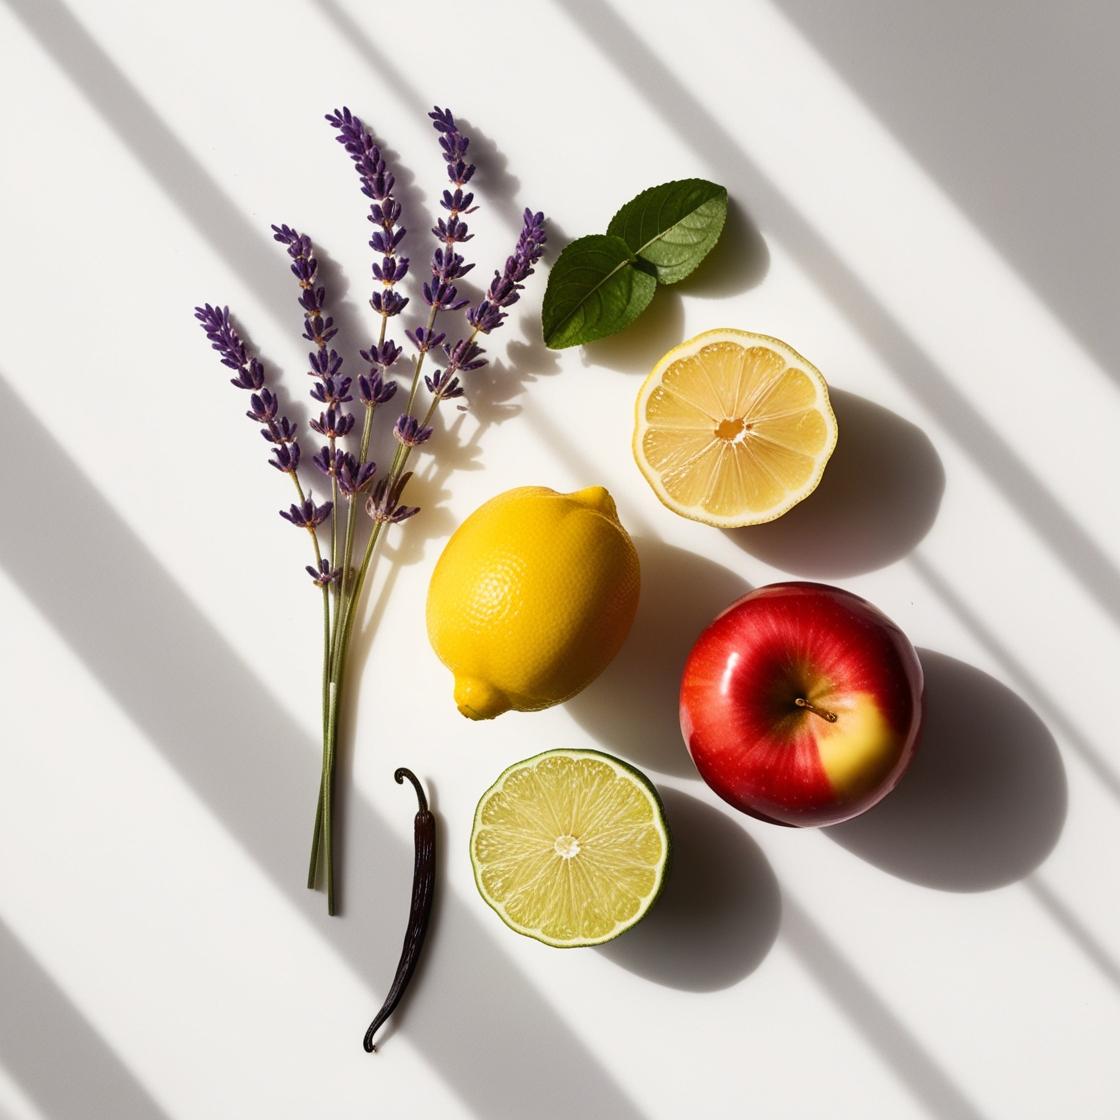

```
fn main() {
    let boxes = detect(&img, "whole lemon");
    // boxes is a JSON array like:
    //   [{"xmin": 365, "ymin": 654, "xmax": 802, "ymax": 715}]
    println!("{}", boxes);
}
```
[{"xmin": 426, "ymin": 485, "xmax": 640, "ymax": 719}]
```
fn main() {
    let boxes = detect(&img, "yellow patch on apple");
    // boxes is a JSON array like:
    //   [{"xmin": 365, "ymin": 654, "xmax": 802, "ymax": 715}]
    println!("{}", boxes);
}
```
[{"xmin": 813, "ymin": 692, "xmax": 901, "ymax": 802}]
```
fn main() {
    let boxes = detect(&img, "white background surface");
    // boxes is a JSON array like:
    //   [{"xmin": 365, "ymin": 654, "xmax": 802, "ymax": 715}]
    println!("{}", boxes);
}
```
[{"xmin": 3, "ymin": 2, "xmax": 1119, "ymax": 1117}]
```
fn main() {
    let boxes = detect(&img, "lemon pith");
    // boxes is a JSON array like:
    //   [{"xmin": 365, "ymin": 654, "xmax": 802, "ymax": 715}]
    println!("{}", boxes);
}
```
[
  {"xmin": 470, "ymin": 749, "xmax": 670, "ymax": 947},
  {"xmin": 632, "ymin": 329, "xmax": 838, "ymax": 527},
  {"xmin": 426, "ymin": 486, "xmax": 640, "ymax": 719}
]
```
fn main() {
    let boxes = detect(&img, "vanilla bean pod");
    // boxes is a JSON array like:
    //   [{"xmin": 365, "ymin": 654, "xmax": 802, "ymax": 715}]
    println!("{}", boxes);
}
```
[{"xmin": 364, "ymin": 768, "xmax": 435, "ymax": 1052}]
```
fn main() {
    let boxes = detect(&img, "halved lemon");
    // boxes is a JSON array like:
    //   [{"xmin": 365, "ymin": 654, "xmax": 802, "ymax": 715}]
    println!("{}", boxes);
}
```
[
  {"xmin": 633, "ymin": 329, "xmax": 838, "ymax": 527},
  {"xmin": 470, "ymin": 749, "xmax": 670, "ymax": 947}
]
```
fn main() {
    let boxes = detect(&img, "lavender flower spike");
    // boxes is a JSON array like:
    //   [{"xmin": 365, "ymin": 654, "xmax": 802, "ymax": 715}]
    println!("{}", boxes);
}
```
[
  {"xmin": 419, "ymin": 107, "xmax": 477, "ymax": 316},
  {"xmin": 194, "ymin": 303, "xmax": 305, "ymax": 472},
  {"xmin": 326, "ymin": 107, "xmax": 410, "ymax": 322},
  {"xmin": 468, "ymin": 209, "xmax": 547, "ymax": 335}
]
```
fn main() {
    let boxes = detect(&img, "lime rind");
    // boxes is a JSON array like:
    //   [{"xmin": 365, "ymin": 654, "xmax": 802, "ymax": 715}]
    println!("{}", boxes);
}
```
[{"xmin": 470, "ymin": 748, "xmax": 671, "ymax": 948}]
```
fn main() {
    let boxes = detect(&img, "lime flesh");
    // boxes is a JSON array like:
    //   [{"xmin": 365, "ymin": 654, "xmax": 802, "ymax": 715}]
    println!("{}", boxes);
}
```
[{"xmin": 470, "ymin": 750, "xmax": 670, "ymax": 947}]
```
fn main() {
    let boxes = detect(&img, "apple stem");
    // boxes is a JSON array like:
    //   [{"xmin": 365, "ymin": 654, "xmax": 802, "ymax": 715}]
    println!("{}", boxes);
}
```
[{"xmin": 795, "ymin": 697, "xmax": 838, "ymax": 723}]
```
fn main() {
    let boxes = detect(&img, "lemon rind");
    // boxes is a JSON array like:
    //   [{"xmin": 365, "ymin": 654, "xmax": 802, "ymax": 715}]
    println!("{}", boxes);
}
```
[
  {"xmin": 632, "ymin": 328, "xmax": 839, "ymax": 528},
  {"xmin": 470, "ymin": 748, "xmax": 670, "ymax": 948}
]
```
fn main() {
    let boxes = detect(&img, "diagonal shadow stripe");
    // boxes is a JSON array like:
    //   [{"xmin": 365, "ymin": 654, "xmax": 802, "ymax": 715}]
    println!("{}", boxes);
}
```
[
  {"xmin": 4, "ymin": 0, "xmax": 293, "ymax": 337},
  {"xmin": 909, "ymin": 553, "xmax": 1120, "ymax": 802},
  {"xmin": 782, "ymin": 899, "xmax": 990, "ymax": 1120},
  {"xmin": 771, "ymin": 0, "xmax": 1120, "ymax": 390},
  {"xmin": 0, "ymin": 916, "xmax": 172, "ymax": 1120},
  {"xmin": 549, "ymin": 0, "xmax": 1120, "ymax": 631},
  {"xmin": 1023, "ymin": 876, "xmax": 1120, "ymax": 992},
  {"xmin": 0, "ymin": 370, "xmax": 646, "ymax": 1120}
]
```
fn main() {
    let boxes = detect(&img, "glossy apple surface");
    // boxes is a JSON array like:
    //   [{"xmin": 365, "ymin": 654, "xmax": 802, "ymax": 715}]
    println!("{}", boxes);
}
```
[{"xmin": 680, "ymin": 582, "xmax": 923, "ymax": 827}]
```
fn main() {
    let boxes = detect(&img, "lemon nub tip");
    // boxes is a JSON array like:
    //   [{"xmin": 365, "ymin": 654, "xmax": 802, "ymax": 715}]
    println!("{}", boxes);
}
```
[
  {"xmin": 569, "ymin": 485, "xmax": 617, "ymax": 519},
  {"xmin": 454, "ymin": 677, "xmax": 510, "ymax": 720}
]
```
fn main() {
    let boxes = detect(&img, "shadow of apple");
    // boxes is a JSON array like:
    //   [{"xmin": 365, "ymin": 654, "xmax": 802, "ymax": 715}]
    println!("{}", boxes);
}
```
[{"xmin": 828, "ymin": 649, "xmax": 1067, "ymax": 890}]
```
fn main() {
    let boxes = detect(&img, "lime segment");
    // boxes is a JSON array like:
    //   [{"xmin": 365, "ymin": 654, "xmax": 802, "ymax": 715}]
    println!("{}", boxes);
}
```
[{"xmin": 470, "ymin": 750, "xmax": 670, "ymax": 947}]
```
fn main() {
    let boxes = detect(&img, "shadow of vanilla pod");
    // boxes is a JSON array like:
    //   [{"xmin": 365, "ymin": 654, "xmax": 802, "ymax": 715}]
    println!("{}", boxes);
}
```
[{"xmin": 193, "ymin": 105, "xmax": 546, "ymax": 915}]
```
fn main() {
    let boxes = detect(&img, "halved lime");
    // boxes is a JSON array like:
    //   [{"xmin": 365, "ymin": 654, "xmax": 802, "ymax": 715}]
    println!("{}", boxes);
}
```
[{"xmin": 470, "ymin": 749, "xmax": 670, "ymax": 947}]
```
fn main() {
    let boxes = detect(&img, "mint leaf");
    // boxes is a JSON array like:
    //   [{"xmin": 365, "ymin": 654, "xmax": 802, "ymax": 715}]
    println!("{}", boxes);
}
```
[
  {"xmin": 541, "ymin": 234, "xmax": 656, "ymax": 349},
  {"xmin": 607, "ymin": 179, "xmax": 728, "ymax": 285}
]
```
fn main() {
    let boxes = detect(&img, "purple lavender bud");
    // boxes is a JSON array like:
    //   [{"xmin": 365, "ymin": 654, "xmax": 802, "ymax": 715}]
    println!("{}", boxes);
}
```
[
  {"xmin": 445, "ymin": 337, "xmax": 487, "ymax": 372},
  {"xmin": 432, "ymin": 217, "xmax": 473, "ymax": 245},
  {"xmin": 422, "ymin": 279, "xmax": 469, "ymax": 312},
  {"xmin": 246, "ymin": 389, "xmax": 279, "ymax": 423},
  {"xmin": 260, "ymin": 417, "xmax": 300, "ymax": 444},
  {"xmin": 360, "ymin": 339, "xmax": 402, "ymax": 369},
  {"xmin": 425, "ymin": 368, "xmax": 464, "ymax": 400},
  {"xmin": 373, "ymin": 255, "xmax": 410, "ymax": 285},
  {"xmin": 467, "ymin": 300, "xmax": 505, "ymax": 334},
  {"xmin": 306, "ymin": 558, "xmax": 343, "ymax": 587},
  {"xmin": 298, "ymin": 287, "xmax": 325, "ymax": 315},
  {"xmin": 371, "ymin": 290, "xmax": 409, "ymax": 317},
  {"xmin": 302, "ymin": 314, "xmax": 338, "ymax": 347},
  {"xmin": 406, "ymin": 327, "xmax": 447, "ymax": 353},
  {"xmin": 309, "ymin": 376, "xmax": 353, "ymax": 406},
  {"xmin": 308, "ymin": 348, "xmax": 344, "ymax": 379},
  {"xmin": 338, "ymin": 457, "xmax": 377, "ymax": 497},
  {"xmin": 310, "ymin": 408, "xmax": 356, "ymax": 439},
  {"xmin": 358, "ymin": 370, "xmax": 399, "ymax": 406},
  {"xmin": 518, "ymin": 209, "xmax": 548, "ymax": 256},
  {"xmin": 367, "ymin": 471, "xmax": 420, "ymax": 524},
  {"xmin": 312, "ymin": 445, "xmax": 348, "ymax": 477},
  {"xmin": 393, "ymin": 414, "xmax": 434, "ymax": 447},
  {"xmin": 269, "ymin": 442, "xmax": 301, "ymax": 473},
  {"xmin": 440, "ymin": 188, "xmax": 476, "ymax": 215},
  {"xmin": 280, "ymin": 495, "xmax": 333, "ymax": 528},
  {"xmin": 432, "ymin": 248, "xmax": 473, "ymax": 281},
  {"xmin": 370, "ymin": 227, "xmax": 406, "ymax": 254}
]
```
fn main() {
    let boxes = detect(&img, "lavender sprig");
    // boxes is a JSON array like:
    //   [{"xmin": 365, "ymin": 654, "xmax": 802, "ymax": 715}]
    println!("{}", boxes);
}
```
[
  {"xmin": 193, "ymin": 305, "xmax": 331, "ymax": 577},
  {"xmin": 325, "ymin": 107, "xmax": 410, "ymax": 326},
  {"xmin": 194, "ymin": 304, "xmax": 303, "ymax": 469},
  {"xmin": 325, "ymin": 107, "xmax": 410, "ymax": 635},
  {"xmin": 467, "ymin": 209, "xmax": 547, "ymax": 336},
  {"xmin": 419, "ymin": 107, "xmax": 476, "ymax": 319},
  {"xmin": 272, "ymin": 223, "xmax": 352, "ymax": 581},
  {"xmin": 422, "ymin": 209, "xmax": 548, "ymax": 410},
  {"xmin": 196, "ymin": 106, "xmax": 547, "ymax": 920}
]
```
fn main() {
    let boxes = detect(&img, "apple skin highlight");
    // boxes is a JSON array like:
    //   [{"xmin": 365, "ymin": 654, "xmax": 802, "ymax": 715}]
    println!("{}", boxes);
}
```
[{"xmin": 680, "ymin": 582, "xmax": 924, "ymax": 827}]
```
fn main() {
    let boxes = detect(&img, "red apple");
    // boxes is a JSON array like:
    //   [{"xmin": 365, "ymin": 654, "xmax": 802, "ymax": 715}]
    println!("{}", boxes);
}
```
[{"xmin": 680, "ymin": 582, "xmax": 923, "ymax": 827}]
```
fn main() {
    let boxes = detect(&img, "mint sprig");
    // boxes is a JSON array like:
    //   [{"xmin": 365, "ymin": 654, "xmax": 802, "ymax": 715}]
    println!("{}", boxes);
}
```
[
  {"xmin": 540, "ymin": 234, "xmax": 657, "ymax": 349},
  {"xmin": 542, "ymin": 178, "xmax": 727, "ymax": 349}
]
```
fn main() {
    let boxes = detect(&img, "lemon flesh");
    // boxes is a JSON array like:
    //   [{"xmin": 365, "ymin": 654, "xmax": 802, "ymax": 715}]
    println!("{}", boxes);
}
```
[
  {"xmin": 471, "ymin": 750, "xmax": 669, "ymax": 947},
  {"xmin": 426, "ymin": 486, "xmax": 640, "ymax": 719},
  {"xmin": 633, "ymin": 329, "xmax": 838, "ymax": 527}
]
